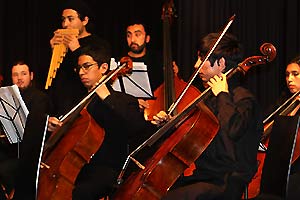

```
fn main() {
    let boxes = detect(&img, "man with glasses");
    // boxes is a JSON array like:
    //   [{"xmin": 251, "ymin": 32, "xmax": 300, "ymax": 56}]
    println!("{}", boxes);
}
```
[
  {"xmin": 47, "ymin": 46, "xmax": 155, "ymax": 199},
  {"xmin": 75, "ymin": 62, "xmax": 98, "ymax": 73}
]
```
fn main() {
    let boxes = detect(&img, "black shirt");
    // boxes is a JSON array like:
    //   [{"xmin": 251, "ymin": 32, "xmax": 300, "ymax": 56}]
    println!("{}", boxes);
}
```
[
  {"xmin": 86, "ymin": 88, "xmax": 154, "ymax": 171},
  {"xmin": 176, "ymin": 84, "xmax": 263, "ymax": 186}
]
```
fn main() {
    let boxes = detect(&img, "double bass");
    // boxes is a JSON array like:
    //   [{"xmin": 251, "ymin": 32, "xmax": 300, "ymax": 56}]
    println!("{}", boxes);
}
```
[
  {"xmin": 37, "ymin": 61, "xmax": 132, "ymax": 200},
  {"xmin": 112, "ymin": 21, "xmax": 277, "ymax": 200},
  {"xmin": 144, "ymin": 0, "xmax": 201, "ymax": 121}
]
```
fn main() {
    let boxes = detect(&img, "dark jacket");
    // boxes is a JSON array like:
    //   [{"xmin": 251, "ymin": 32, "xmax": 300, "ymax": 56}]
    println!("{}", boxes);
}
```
[
  {"xmin": 86, "ymin": 89, "xmax": 153, "ymax": 171},
  {"xmin": 10, "ymin": 86, "xmax": 53, "ymax": 200}
]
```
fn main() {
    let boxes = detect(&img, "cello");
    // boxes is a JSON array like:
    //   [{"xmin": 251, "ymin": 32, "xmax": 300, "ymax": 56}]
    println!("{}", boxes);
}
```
[
  {"xmin": 112, "ymin": 30, "xmax": 277, "ymax": 200},
  {"xmin": 246, "ymin": 90, "xmax": 300, "ymax": 199},
  {"xmin": 37, "ymin": 60, "xmax": 132, "ymax": 200}
]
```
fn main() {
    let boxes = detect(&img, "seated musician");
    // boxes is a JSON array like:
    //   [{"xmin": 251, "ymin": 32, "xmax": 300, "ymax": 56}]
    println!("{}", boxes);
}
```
[
  {"xmin": 1, "ymin": 61, "xmax": 52, "ymax": 200},
  {"xmin": 280, "ymin": 55, "xmax": 300, "ymax": 200},
  {"xmin": 47, "ymin": 46, "xmax": 156, "ymax": 200},
  {"xmin": 152, "ymin": 32, "xmax": 263, "ymax": 200}
]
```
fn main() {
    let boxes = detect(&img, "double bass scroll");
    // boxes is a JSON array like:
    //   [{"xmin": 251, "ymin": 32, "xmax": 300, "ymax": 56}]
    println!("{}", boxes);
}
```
[{"xmin": 45, "ymin": 29, "xmax": 79, "ymax": 89}]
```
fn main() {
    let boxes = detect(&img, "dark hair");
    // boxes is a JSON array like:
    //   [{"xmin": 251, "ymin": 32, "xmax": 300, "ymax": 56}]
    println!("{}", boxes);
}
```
[
  {"xmin": 125, "ymin": 19, "xmax": 151, "ymax": 36},
  {"xmin": 10, "ymin": 60, "xmax": 35, "ymax": 87},
  {"xmin": 197, "ymin": 32, "xmax": 243, "ymax": 71},
  {"xmin": 289, "ymin": 55, "xmax": 300, "ymax": 65},
  {"xmin": 79, "ymin": 46, "xmax": 111, "ymax": 68},
  {"xmin": 11, "ymin": 60, "xmax": 33, "ymax": 73},
  {"xmin": 60, "ymin": 0, "xmax": 96, "ymax": 32},
  {"xmin": 60, "ymin": 0, "xmax": 94, "ymax": 19}
]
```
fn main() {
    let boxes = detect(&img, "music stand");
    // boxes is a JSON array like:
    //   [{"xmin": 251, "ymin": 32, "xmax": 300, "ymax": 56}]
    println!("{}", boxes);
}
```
[
  {"xmin": 0, "ymin": 85, "xmax": 29, "ymax": 145},
  {"xmin": 110, "ymin": 58, "xmax": 154, "ymax": 99}
]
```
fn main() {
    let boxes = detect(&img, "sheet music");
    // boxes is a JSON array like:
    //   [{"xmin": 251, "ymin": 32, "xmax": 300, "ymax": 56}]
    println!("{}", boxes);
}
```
[
  {"xmin": 110, "ymin": 58, "xmax": 154, "ymax": 99},
  {"xmin": 0, "ymin": 84, "xmax": 29, "ymax": 143}
]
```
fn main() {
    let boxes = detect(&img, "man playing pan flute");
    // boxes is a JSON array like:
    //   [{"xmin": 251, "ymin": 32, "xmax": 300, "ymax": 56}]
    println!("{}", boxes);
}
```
[{"xmin": 47, "ymin": 0, "xmax": 111, "ymax": 120}]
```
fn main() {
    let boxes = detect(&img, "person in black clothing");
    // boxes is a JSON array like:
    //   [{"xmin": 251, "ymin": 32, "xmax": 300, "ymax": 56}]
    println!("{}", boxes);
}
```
[
  {"xmin": 272, "ymin": 55, "xmax": 300, "ymax": 200},
  {"xmin": 0, "ymin": 61, "xmax": 52, "ymax": 200},
  {"xmin": 122, "ymin": 20, "xmax": 181, "ymax": 110},
  {"xmin": 125, "ymin": 21, "xmax": 164, "ymax": 92},
  {"xmin": 47, "ymin": 45, "xmax": 155, "ymax": 199},
  {"xmin": 47, "ymin": 0, "xmax": 111, "ymax": 118},
  {"xmin": 115, "ymin": 21, "xmax": 165, "ymax": 111},
  {"xmin": 152, "ymin": 32, "xmax": 263, "ymax": 200}
]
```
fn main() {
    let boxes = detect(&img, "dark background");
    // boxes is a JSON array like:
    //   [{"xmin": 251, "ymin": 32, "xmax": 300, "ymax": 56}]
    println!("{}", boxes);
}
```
[{"xmin": 0, "ymin": 0, "xmax": 299, "ymax": 117}]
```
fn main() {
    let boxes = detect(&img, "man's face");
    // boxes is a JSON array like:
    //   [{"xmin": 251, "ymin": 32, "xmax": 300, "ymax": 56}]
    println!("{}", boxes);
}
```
[
  {"xmin": 61, "ymin": 9, "xmax": 86, "ymax": 34},
  {"xmin": 286, "ymin": 63, "xmax": 300, "ymax": 94},
  {"xmin": 126, "ymin": 24, "xmax": 149, "ymax": 54},
  {"xmin": 194, "ymin": 56, "xmax": 225, "ymax": 83},
  {"xmin": 77, "ymin": 55, "xmax": 107, "ymax": 91},
  {"xmin": 11, "ymin": 64, "xmax": 33, "ymax": 90}
]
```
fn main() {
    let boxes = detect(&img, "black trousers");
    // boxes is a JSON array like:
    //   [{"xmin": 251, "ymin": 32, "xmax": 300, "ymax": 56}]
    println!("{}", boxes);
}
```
[
  {"xmin": 72, "ymin": 165, "xmax": 118, "ymax": 200},
  {"xmin": 162, "ymin": 181, "xmax": 225, "ymax": 200},
  {"xmin": 162, "ymin": 174, "xmax": 246, "ymax": 200},
  {"xmin": 287, "ymin": 172, "xmax": 300, "ymax": 200}
]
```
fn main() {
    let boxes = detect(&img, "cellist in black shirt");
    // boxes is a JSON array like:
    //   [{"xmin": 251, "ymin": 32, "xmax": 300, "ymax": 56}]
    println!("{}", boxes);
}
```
[
  {"xmin": 48, "ymin": 46, "xmax": 156, "ymax": 200},
  {"xmin": 153, "ymin": 33, "xmax": 263, "ymax": 200}
]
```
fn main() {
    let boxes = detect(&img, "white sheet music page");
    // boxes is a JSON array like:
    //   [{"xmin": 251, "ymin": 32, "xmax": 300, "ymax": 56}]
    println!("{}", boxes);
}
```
[
  {"xmin": 0, "ymin": 84, "xmax": 29, "ymax": 143},
  {"xmin": 110, "ymin": 58, "xmax": 153, "ymax": 99}
]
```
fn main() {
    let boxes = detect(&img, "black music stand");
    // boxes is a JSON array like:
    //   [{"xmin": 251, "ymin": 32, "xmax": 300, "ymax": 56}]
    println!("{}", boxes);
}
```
[
  {"xmin": 110, "ymin": 58, "xmax": 154, "ymax": 99},
  {"xmin": 0, "ymin": 85, "xmax": 28, "ymax": 146},
  {"xmin": 256, "ymin": 115, "xmax": 299, "ymax": 200}
]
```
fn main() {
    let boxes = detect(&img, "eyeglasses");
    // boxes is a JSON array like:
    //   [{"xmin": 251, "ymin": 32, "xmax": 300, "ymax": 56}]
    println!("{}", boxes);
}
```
[{"xmin": 74, "ymin": 62, "xmax": 98, "ymax": 73}]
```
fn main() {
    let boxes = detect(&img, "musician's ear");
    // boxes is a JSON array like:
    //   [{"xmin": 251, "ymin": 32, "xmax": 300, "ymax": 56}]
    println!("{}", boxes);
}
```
[
  {"xmin": 30, "ymin": 72, "xmax": 34, "ymax": 81},
  {"xmin": 82, "ymin": 16, "xmax": 89, "ymax": 26},
  {"xmin": 146, "ymin": 35, "xmax": 150, "ymax": 44},
  {"xmin": 99, "ymin": 63, "xmax": 108, "ymax": 74},
  {"xmin": 218, "ymin": 57, "xmax": 226, "ymax": 72}
]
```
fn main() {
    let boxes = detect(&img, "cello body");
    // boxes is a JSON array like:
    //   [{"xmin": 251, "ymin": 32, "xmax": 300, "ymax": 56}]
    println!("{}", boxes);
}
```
[
  {"xmin": 113, "ymin": 101, "xmax": 219, "ymax": 200},
  {"xmin": 37, "ymin": 57, "xmax": 133, "ymax": 199},
  {"xmin": 37, "ymin": 108, "xmax": 104, "ymax": 200},
  {"xmin": 114, "ymin": 0, "xmax": 209, "ymax": 197}
]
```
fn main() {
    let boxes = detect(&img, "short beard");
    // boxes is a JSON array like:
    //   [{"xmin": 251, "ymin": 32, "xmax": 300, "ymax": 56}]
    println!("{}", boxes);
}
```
[{"xmin": 130, "ymin": 42, "xmax": 146, "ymax": 54}]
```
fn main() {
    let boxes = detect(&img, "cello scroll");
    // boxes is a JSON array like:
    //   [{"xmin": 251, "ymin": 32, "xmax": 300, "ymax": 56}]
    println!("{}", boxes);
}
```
[
  {"xmin": 110, "ymin": 56, "xmax": 133, "ymax": 83},
  {"xmin": 234, "ymin": 43, "xmax": 276, "ymax": 75}
]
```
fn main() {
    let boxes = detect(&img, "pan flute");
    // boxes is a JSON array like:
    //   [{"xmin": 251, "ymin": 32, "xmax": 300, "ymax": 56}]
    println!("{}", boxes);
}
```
[{"xmin": 45, "ymin": 29, "xmax": 79, "ymax": 89}]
